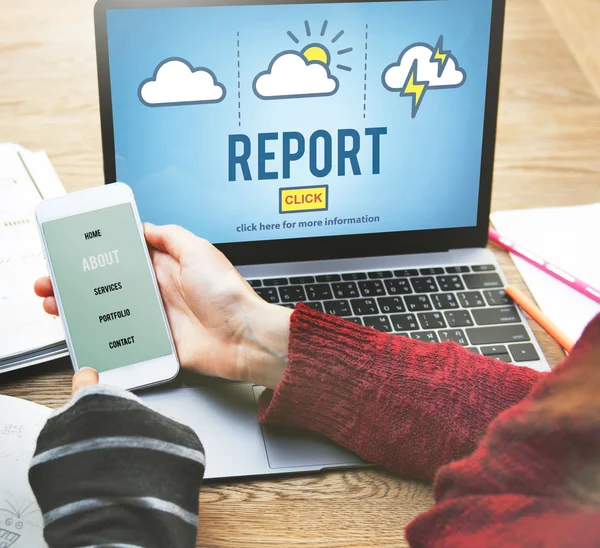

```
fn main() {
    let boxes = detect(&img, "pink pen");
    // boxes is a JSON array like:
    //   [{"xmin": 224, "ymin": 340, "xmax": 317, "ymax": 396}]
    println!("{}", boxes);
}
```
[{"xmin": 488, "ymin": 227, "xmax": 600, "ymax": 305}]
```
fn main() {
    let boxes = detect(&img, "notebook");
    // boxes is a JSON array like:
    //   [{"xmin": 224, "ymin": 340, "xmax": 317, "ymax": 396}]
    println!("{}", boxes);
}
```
[
  {"xmin": 0, "ymin": 144, "xmax": 68, "ymax": 373},
  {"xmin": 491, "ymin": 203, "xmax": 600, "ymax": 345},
  {"xmin": 0, "ymin": 395, "xmax": 51, "ymax": 548}
]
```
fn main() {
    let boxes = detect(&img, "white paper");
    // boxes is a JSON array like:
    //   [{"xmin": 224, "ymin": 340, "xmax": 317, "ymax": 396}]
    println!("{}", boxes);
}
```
[
  {"xmin": 0, "ymin": 145, "xmax": 66, "ymax": 362},
  {"xmin": 491, "ymin": 203, "xmax": 600, "ymax": 344},
  {"xmin": 15, "ymin": 148, "xmax": 66, "ymax": 201},
  {"xmin": 0, "ymin": 395, "xmax": 51, "ymax": 548}
]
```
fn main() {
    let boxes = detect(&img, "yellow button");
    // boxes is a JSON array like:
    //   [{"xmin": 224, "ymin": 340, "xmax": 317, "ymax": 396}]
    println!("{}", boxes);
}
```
[{"xmin": 280, "ymin": 185, "xmax": 328, "ymax": 213}]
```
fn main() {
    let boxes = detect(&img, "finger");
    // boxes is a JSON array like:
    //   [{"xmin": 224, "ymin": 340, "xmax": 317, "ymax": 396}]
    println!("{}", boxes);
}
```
[
  {"xmin": 43, "ymin": 296, "xmax": 59, "ymax": 316},
  {"xmin": 34, "ymin": 276, "xmax": 54, "ymax": 298},
  {"xmin": 72, "ymin": 367, "xmax": 99, "ymax": 396},
  {"xmin": 144, "ymin": 223, "xmax": 201, "ymax": 263}
]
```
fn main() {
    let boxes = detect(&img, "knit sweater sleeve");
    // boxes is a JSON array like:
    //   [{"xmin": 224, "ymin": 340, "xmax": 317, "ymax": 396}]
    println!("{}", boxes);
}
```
[
  {"xmin": 405, "ymin": 314, "xmax": 600, "ymax": 546},
  {"xmin": 29, "ymin": 384, "xmax": 205, "ymax": 548},
  {"xmin": 258, "ymin": 303, "xmax": 542, "ymax": 482}
]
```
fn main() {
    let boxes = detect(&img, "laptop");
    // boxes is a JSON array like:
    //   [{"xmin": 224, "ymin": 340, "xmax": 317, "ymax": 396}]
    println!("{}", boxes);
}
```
[{"xmin": 94, "ymin": 0, "xmax": 549, "ymax": 479}]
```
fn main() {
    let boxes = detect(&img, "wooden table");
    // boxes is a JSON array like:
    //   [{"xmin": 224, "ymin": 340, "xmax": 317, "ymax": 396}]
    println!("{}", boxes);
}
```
[{"xmin": 2, "ymin": 0, "xmax": 600, "ymax": 545}]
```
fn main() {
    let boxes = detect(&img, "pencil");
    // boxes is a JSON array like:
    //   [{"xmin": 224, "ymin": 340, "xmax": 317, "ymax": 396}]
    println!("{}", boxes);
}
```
[{"xmin": 505, "ymin": 285, "xmax": 574, "ymax": 353}]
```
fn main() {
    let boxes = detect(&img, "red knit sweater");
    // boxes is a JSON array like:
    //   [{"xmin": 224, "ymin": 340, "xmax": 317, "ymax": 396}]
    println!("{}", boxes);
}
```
[{"xmin": 259, "ymin": 304, "xmax": 600, "ymax": 547}]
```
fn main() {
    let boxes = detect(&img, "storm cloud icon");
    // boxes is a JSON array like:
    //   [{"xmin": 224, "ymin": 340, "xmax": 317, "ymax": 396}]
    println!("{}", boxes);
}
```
[{"xmin": 382, "ymin": 36, "xmax": 466, "ymax": 117}]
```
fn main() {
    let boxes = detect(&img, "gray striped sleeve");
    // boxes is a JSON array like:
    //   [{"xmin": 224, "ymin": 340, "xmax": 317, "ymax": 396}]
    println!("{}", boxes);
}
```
[{"xmin": 28, "ymin": 384, "xmax": 205, "ymax": 548}]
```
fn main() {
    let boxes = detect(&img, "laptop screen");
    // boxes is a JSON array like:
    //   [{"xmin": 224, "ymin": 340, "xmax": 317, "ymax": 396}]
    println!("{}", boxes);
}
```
[{"xmin": 105, "ymin": 0, "xmax": 494, "ymax": 245}]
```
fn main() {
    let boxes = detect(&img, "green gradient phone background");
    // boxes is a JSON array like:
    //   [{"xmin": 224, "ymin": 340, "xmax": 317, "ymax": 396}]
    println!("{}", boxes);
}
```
[{"xmin": 42, "ymin": 203, "xmax": 172, "ymax": 372}]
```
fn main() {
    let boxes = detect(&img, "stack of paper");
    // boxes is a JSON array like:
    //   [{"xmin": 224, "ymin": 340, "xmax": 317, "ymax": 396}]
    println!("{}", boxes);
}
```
[
  {"xmin": 491, "ymin": 203, "xmax": 600, "ymax": 345},
  {"xmin": 0, "ymin": 144, "xmax": 68, "ymax": 373}
]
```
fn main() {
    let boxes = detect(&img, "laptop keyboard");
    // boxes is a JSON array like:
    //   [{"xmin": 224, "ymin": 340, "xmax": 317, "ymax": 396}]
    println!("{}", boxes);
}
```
[{"xmin": 248, "ymin": 264, "xmax": 541, "ymax": 365}]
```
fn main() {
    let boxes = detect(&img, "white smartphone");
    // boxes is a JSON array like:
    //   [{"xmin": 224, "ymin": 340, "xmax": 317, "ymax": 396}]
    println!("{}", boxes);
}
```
[{"xmin": 36, "ymin": 182, "xmax": 179, "ymax": 390}]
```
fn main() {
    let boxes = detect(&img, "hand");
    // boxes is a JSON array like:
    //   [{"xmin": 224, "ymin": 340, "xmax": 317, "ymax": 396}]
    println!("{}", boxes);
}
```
[
  {"xmin": 72, "ymin": 367, "xmax": 99, "ymax": 396},
  {"xmin": 34, "ymin": 224, "xmax": 292, "ymax": 389}
]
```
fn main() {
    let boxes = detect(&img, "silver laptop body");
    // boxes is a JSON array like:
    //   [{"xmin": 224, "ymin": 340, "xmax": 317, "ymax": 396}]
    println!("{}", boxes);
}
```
[{"xmin": 95, "ymin": 0, "xmax": 548, "ymax": 479}]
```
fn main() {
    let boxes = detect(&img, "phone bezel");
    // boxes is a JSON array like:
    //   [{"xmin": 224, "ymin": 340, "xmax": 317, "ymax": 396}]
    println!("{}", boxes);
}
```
[{"xmin": 35, "ymin": 182, "xmax": 180, "ymax": 390}]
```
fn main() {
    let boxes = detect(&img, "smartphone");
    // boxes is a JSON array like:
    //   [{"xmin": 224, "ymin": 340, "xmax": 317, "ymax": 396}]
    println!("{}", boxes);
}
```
[{"xmin": 36, "ymin": 182, "xmax": 179, "ymax": 390}]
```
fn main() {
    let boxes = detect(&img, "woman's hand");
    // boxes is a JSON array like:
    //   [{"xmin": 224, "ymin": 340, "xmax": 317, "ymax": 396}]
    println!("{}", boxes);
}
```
[
  {"xmin": 34, "ymin": 224, "xmax": 292, "ymax": 389},
  {"xmin": 71, "ymin": 367, "xmax": 99, "ymax": 395}
]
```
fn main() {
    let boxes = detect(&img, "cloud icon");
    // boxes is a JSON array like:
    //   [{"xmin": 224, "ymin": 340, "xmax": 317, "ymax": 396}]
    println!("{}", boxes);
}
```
[
  {"xmin": 139, "ymin": 57, "xmax": 226, "ymax": 107},
  {"xmin": 382, "ymin": 37, "xmax": 466, "ymax": 118},
  {"xmin": 253, "ymin": 50, "xmax": 339, "ymax": 100},
  {"xmin": 382, "ymin": 42, "xmax": 466, "ymax": 92}
]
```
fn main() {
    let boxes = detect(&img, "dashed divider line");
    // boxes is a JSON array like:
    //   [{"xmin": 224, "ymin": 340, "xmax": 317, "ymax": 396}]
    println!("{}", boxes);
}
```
[
  {"xmin": 363, "ymin": 24, "xmax": 368, "ymax": 118},
  {"xmin": 237, "ymin": 31, "xmax": 241, "ymax": 127}
]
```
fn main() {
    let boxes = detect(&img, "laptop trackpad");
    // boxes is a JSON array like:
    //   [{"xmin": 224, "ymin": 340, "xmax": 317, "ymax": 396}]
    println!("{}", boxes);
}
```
[{"xmin": 252, "ymin": 386, "xmax": 364, "ymax": 470}]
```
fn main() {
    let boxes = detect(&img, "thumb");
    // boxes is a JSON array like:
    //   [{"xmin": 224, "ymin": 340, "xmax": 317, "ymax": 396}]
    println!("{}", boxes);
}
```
[
  {"xmin": 72, "ymin": 367, "xmax": 99, "ymax": 396},
  {"xmin": 144, "ymin": 223, "xmax": 198, "ymax": 263}
]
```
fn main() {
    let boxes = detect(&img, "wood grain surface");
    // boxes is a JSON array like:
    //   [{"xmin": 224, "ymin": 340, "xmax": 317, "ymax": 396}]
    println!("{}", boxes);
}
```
[{"xmin": 1, "ymin": 0, "xmax": 600, "ymax": 546}]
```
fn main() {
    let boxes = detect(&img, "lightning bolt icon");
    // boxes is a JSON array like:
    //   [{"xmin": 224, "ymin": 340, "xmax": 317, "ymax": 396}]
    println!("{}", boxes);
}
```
[
  {"xmin": 400, "ymin": 60, "xmax": 428, "ymax": 118},
  {"xmin": 431, "ymin": 35, "xmax": 450, "ymax": 78}
]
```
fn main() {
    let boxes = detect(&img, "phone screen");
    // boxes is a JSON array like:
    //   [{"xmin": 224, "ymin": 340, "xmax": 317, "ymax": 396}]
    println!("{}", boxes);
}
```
[{"xmin": 42, "ymin": 203, "xmax": 172, "ymax": 373}]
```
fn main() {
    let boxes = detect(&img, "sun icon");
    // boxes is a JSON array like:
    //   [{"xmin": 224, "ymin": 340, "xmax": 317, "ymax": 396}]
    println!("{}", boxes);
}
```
[
  {"xmin": 302, "ymin": 44, "xmax": 330, "ymax": 66},
  {"xmin": 288, "ymin": 20, "xmax": 353, "ymax": 72},
  {"xmin": 253, "ymin": 20, "xmax": 353, "ymax": 100}
]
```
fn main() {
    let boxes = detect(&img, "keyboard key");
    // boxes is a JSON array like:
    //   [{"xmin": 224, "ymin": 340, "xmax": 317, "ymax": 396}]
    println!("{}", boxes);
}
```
[
  {"xmin": 346, "ymin": 317, "xmax": 363, "ymax": 326},
  {"xmin": 457, "ymin": 291, "xmax": 486, "ymax": 308},
  {"xmin": 324, "ymin": 300, "xmax": 352, "ymax": 317},
  {"xmin": 368, "ymin": 270, "xmax": 393, "ymax": 279},
  {"xmin": 378, "ymin": 296, "xmax": 405, "ymax": 313},
  {"xmin": 263, "ymin": 277, "xmax": 288, "ymax": 286},
  {"xmin": 444, "ymin": 310, "xmax": 474, "ymax": 328},
  {"xmin": 255, "ymin": 287, "xmax": 279, "ymax": 303},
  {"xmin": 446, "ymin": 266, "xmax": 470, "ymax": 274},
  {"xmin": 419, "ymin": 267, "xmax": 444, "ymax": 275},
  {"xmin": 465, "ymin": 347, "xmax": 480, "ymax": 354},
  {"xmin": 472, "ymin": 264, "xmax": 496, "ymax": 272},
  {"xmin": 472, "ymin": 306, "xmax": 520, "ymax": 326},
  {"xmin": 436, "ymin": 275, "xmax": 465, "ymax": 291},
  {"xmin": 385, "ymin": 278, "xmax": 412, "ymax": 295},
  {"xmin": 351, "ymin": 298, "xmax": 379, "ymax": 316},
  {"xmin": 480, "ymin": 345, "xmax": 508, "ymax": 356},
  {"xmin": 359, "ymin": 280, "xmax": 386, "ymax": 297},
  {"xmin": 405, "ymin": 295, "xmax": 432, "ymax": 311},
  {"xmin": 342, "ymin": 272, "xmax": 367, "ymax": 281},
  {"xmin": 247, "ymin": 279, "xmax": 261, "ymax": 287},
  {"xmin": 466, "ymin": 325, "xmax": 530, "ymax": 345},
  {"xmin": 304, "ymin": 301, "xmax": 324, "ymax": 313},
  {"xmin": 363, "ymin": 315, "xmax": 393, "ymax": 332},
  {"xmin": 288, "ymin": 275, "xmax": 315, "ymax": 284},
  {"xmin": 463, "ymin": 273, "xmax": 503, "ymax": 289},
  {"xmin": 484, "ymin": 289, "xmax": 513, "ymax": 306},
  {"xmin": 418, "ymin": 312, "xmax": 446, "ymax": 329},
  {"xmin": 316, "ymin": 274, "xmax": 341, "ymax": 283},
  {"xmin": 432, "ymin": 293, "xmax": 459, "ymax": 310},
  {"xmin": 411, "ymin": 277, "xmax": 439, "ymax": 293},
  {"xmin": 279, "ymin": 286, "xmax": 307, "ymax": 303},
  {"xmin": 411, "ymin": 331, "xmax": 440, "ymax": 343},
  {"xmin": 306, "ymin": 284, "xmax": 333, "ymax": 300},
  {"xmin": 394, "ymin": 269, "xmax": 418, "ymax": 277},
  {"xmin": 390, "ymin": 313, "xmax": 419, "ymax": 331},
  {"xmin": 281, "ymin": 303, "xmax": 295, "ymax": 309},
  {"xmin": 509, "ymin": 343, "xmax": 540, "ymax": 362},
  {"xmin": 332, "ymin": 282, "xmax": 359, "ymax": 299},
  {"xmin": 489, "ymin": 354, "xmax": 512, "ymax": 363},
  {"xmin": 439, "ymin": 329, "xmax": 469, "ymax": 346}
]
